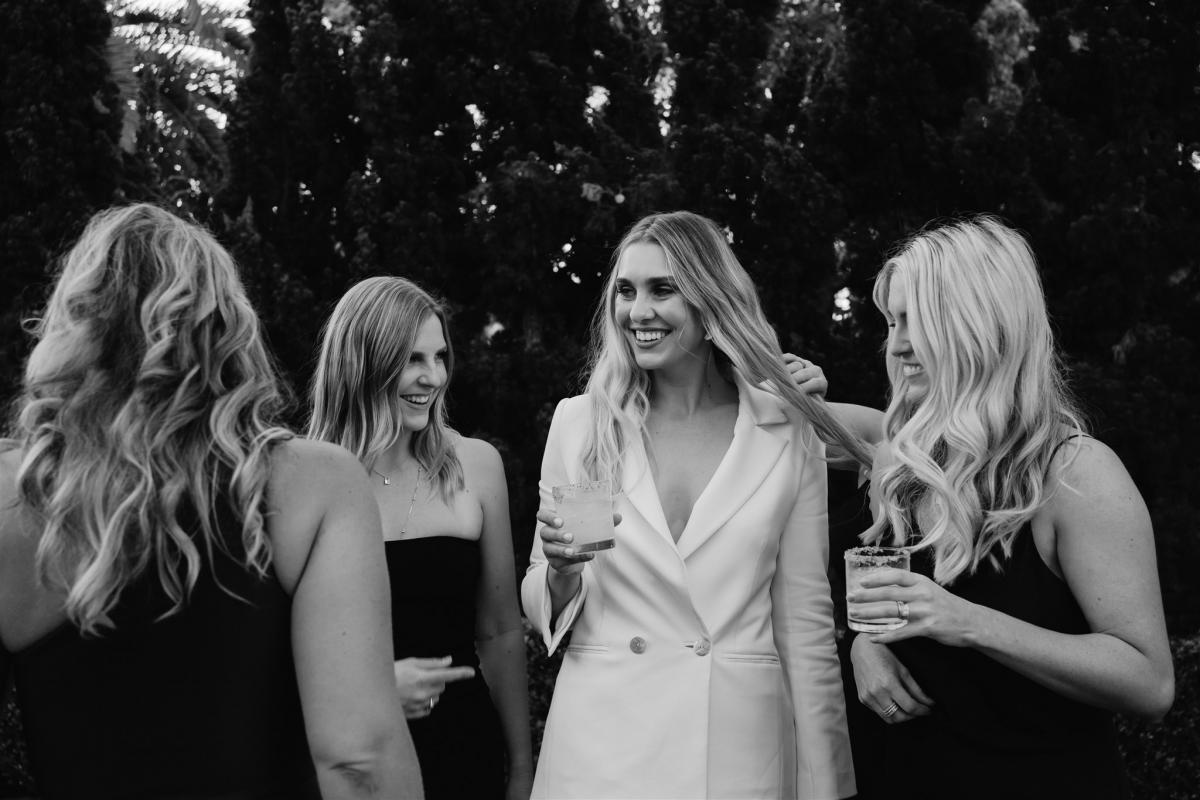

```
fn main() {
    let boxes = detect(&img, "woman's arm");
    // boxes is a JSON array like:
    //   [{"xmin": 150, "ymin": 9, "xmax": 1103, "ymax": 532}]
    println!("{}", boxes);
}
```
[
  {"xmin": 520, "ymin": 398, "xmax": 593, "ymax": 650},
  {"xmin": 782, "ymin": 353, "xmax": 884, "ymax": 470},
  {"xmin": 770, "ymin": 423, "xmax": 857, "ymax": 800},
  {"xmin": 272, "ymin": 440, "xmax": 424, "ymax": 799},
  {"xmin": 462, "ymin": 438, "xmax": 533, "ymax": 800},
  {"xmin": 973, "ymin": 439, "xmax": 1173, "ymax": 717},
  {"xmin": 859, "ymin": 439, "xmax": 1174, "ymax": 720}
]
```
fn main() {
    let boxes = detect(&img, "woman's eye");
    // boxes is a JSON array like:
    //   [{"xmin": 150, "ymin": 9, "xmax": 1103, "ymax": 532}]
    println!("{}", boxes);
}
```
[{"xmin": 615, "ymin": 285, "xmax": 634, "ymax": 299}]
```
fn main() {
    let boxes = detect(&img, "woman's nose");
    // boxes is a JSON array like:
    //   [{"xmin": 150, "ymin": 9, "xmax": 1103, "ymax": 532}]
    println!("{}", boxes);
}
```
[{"xmin": 630, "ymin": 294, "xmax": 654, "ymax": 320}]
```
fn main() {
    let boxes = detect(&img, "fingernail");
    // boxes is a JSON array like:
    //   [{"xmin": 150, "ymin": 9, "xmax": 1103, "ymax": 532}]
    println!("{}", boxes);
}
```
[
  {"xmin": 554, "ymin": 517, "xmax": 563, "ymax": 527},
  {"xmin": 564, "ymin": 547, "xmax": 575, "ymax": 556},
  {"xmin": 563, "ymin": 533, "xmax": 573, "ymax": 542}
]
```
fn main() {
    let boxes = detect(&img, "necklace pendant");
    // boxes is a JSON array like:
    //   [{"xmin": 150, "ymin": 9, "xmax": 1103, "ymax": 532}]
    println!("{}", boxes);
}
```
[{"xmin": 382, "ymin": 476, "xmax": 391, "ymax": 485}]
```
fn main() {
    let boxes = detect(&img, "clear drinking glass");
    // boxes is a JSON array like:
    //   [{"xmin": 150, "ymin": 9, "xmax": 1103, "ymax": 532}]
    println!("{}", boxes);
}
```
[
  {"xmin": 844, "ymin": 546, "xmax": 911, "ymax": 633},
  {"xmin": 552, "ymin": 479, "xmax": 616, "ymax": 553}
]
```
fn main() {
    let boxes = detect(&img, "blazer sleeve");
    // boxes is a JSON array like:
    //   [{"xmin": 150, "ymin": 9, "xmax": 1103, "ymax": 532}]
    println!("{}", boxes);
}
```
[
  {"xmin": 520, "ymin": 396, "xmax": 594, "ymax": 655},
  {"xmin": 771, "ymin": 421, "xmax": 857, "ymax": 800}
]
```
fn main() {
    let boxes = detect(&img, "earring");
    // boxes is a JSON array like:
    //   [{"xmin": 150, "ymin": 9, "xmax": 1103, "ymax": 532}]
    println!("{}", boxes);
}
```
[{"xmin": 703, "ymin": 332, "xmax": 712, "ymax": 341}]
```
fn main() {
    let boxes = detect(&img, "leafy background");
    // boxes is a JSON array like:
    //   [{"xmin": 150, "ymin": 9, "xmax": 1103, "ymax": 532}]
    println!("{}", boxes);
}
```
[{"xmin": 1, "ymin": 0, "xmax": 1197, "ymax": 796}]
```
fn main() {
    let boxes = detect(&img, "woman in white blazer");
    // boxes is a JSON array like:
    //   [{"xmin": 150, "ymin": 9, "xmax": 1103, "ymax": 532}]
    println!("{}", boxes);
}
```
[{"xmin": 521, "ymin": 211, "xmax": 871, "ymax": 800}]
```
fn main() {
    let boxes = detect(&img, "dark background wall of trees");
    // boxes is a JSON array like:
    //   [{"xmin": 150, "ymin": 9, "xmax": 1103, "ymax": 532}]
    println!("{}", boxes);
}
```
[
  {"xmin": 2, "ymin": 0, "xmax": 1198, "ymax": 794},
  {"xmin": 1, "ymin": 0, "xmax": 1198, "ymax": 722}
]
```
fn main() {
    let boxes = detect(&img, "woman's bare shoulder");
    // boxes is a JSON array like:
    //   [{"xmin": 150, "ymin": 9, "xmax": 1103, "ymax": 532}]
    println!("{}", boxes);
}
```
[
  {"xmin": 268, "ymin": 438, "xmax": 369, "ymax": 504},
  {"xmin": 452, "ymin": 434, "xmax": 506, "ymax": 494}
]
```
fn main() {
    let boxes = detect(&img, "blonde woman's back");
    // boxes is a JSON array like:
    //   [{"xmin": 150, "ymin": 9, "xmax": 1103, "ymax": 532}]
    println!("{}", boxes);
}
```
[
  {"xmin": 0, "ymin": 437, "xmax": 423, "ymax": 800},
  {"xmin": 0, "ymin": 200, "xmax": 422, "ymax": 799}
]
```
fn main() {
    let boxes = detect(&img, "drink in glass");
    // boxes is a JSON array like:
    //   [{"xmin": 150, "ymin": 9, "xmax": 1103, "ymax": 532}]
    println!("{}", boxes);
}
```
[
  {"xmin": 552, "ymin": 480, "xmax": 616, "ymax": 553},
  {"xmin": 844, "ymin": 546, "xmax": 910, "ymax": 633}
]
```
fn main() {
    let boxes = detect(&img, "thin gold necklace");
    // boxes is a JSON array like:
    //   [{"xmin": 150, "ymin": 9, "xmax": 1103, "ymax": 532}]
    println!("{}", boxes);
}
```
[{"xmin": 373, "ymin": 464, "xmax": 425, "ymax": 536}]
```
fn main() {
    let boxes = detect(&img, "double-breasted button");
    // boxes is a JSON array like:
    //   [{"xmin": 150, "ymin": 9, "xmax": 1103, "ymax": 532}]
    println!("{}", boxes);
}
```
[
  {"xmin": 693, "ymin": 637, "xmax": 711, "ymax": 656},
  {"xmin": 629, "ymin": 636, "xmax": 647, "ymax": 654}
]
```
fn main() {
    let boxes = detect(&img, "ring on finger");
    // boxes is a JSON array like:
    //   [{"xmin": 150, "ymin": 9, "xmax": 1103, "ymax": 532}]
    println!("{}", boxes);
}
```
[
  {"xmin": 882, "ymin": 701, "xmax": 899, "ymax": 718},
  {"xmin": 896, "ymin": 600, "xmax": 909, "ymax": 621}
]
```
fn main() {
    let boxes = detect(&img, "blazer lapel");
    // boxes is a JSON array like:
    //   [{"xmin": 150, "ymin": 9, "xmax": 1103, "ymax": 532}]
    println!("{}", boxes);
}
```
[
  {"xmin": 620, "ymin": 422, "xmax": 677, "ymax": 551},
  {"xmin": 676, "ymin": 374, "xmax": 791, "ymax": 561}
]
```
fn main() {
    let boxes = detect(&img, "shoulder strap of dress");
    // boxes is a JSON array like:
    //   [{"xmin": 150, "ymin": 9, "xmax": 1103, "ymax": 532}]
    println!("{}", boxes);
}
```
[{"xmin": 1046, "ymin": 433, "xmax": 1089, "ymax": 473}]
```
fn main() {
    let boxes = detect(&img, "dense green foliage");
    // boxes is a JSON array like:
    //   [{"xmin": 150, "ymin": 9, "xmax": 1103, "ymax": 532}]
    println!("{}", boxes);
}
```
[
  {"xmin": 0, "ymin": 0, "xmax": 126, "ymax": 393},
  {"xmin": 1, "ymin": 0, "xmax": 1198, "ymax": 794}
]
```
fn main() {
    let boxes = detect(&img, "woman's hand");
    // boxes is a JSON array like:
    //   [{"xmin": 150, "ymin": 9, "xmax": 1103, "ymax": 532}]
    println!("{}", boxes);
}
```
[
  {"xmin": 536, "ymin": 507, "xmax": 621, "ymax": 575},
  {"xmin": 393, "ymin": 656, "xmax": 476, "ymax": 719},
  {"xmin": 536, "ymin": 508, "xmax": 595, "ymax": 575},
  {"xmin": 783, "ymin": 353, "xmax": 828, "ymax": 398},
  {"xmin": 850, "ymin": 635, "xmax": 934, "ymax": 724},
  {"xmin": 848, "ymin": 568, "xmax": 982, "ymax": 648}
]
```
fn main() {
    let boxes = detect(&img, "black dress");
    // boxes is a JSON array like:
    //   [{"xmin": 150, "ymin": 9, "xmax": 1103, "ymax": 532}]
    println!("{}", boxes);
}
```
[
  {"xmin": 878, "ymin": 524, "xmax": 1129, "ymax": 800},
  {"xmin": 385, "ymin": 536, "xmax": 506, "ymax": 800},
  {"xmin": 10, "ymin": 506, "xmax": 319, "ymax": 800}
]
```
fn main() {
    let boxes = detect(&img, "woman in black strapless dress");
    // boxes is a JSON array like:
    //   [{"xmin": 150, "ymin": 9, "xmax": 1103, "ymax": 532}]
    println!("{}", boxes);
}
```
[
  {"xmin": 309, "ymin": 276, "xmax": 532, "ymax": 800},
  {"xmin": 806, "ymin": 217, "xmax": 1174, "ymax": 799}
]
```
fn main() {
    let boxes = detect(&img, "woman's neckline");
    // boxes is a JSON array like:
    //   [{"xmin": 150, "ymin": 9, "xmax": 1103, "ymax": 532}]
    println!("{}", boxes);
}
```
[{"xmin": 384, "ymin": 533, "xmax": 480, "ymax": 545}]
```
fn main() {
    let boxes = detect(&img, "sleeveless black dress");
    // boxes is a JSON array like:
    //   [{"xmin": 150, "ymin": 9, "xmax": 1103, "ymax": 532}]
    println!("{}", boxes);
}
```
[
  {"xmin": 10, "ymin": 506, "xmax": 318, "ymax": 800},
  {"xmin": 879, "ymin": 521, "xmax": 1129, "ymax": 799},
  {"xmin": 385, "ymin": 536, "xmax": 506, "ymax": 800}
]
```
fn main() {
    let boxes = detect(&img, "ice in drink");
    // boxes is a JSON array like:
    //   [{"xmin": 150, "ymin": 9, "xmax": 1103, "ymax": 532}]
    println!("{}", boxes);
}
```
[
  {"xmin": 552, "ymin": 480, "xmax": 615, "ymax": 553},
  {"xmin": 845, "ymin": 546, "xmax": 910, "ymax": 633}
]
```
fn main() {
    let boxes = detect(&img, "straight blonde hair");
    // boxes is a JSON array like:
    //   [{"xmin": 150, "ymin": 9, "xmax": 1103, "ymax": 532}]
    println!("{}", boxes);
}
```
[
  {"xmin": 581, "ymin": 211, "xmax": 873, "ymax": 486},
  {"xmin": 307, "ymin": 276, "xmax": 464, "ymax": 498},
  {"xmin": 865, "ymin": 215, "xmax": 1086, "ymax": 582},
  {"xmin": 14, "ymin": 204, "xmax": 291, "ymax": 635}
]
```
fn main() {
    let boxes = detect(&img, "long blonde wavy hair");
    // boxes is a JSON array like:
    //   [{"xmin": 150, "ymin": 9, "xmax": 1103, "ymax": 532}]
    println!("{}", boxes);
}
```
[
  {"xmin": 865, "ymin": 215, "xmax": 1086, "ymax": 583},
  {"xmin": 581, "ymin": 211, "xmax": 873, "ymax": 486},
  {"xmin": 307, "ymin": 276, "xmax": 464, "ymax": 499},
  {"xmin": 14, "ymin": 204, "xmax": 291, "ymax": 635}
]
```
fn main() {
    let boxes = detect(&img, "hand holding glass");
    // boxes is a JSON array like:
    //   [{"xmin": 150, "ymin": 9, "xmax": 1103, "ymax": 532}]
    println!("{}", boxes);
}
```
[
  {"xmin": 845, "ymin": 546, "xmax": 910, "ymax": 633},
  {"xmin": 552, "ymin": 480, "xmax": 616, "ymax": 553}
]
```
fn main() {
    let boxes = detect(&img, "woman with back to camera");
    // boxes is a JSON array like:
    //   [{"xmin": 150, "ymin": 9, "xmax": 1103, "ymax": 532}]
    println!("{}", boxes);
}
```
[
  {"xmin": 522, "ymin": 210, "xmax": 873, "ymax": 800},
  {"xmin": 824, "ymin": 216, "xmax": 1173, "ymax": 799},
  {"xmin": 309, "ymin": 276, "xmax": 532, "ymax": 800},
  {"xmin": 0, "ymin": 204, "xmax": 421, "ymax": 799}
]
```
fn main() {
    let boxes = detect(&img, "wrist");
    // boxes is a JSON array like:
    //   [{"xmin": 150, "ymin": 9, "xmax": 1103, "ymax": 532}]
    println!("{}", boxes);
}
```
[
  {"xmin": 547, "ymin": 567, "xmax": 581, "ymax": 597},
  {"xmin": 960, "ymin": 600, "xmax": 988, "ymax": 649}
]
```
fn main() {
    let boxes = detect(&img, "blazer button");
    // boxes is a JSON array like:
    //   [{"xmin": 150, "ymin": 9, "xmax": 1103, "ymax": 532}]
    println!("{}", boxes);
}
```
[
  {"xmin": 693, "ymin": 637, "xmax": 711, "ymax": 656},
  {"xmin": 629, "ymin": 636, "xmax": 647, "ymax": 654}
]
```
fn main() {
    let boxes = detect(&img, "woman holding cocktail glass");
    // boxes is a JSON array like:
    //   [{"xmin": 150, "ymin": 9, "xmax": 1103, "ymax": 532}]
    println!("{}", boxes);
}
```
[
  {"xmin": 830, "ymin": 216, "xmax": 1173, "ymax": 799},
  {"xmin": 309, "ymin": 276, "xmax": 532, "ymax": 800},
  {"xmin": 522, "ymin": 210, "xmax": 871, "ymax": 799}
]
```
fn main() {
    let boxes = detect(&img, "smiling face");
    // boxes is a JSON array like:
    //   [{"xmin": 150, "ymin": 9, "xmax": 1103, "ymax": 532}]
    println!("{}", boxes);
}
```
[
  {"xmin": 396, "ymin": 313, "xmax": 448, "ymax": 433},
  {"xmin": 884, "ymin": 270, "xmax": 930, "ymax": 404},
  {"xmin": 612, "ymin": 242, "xmax": 709, "ymax": 375}
]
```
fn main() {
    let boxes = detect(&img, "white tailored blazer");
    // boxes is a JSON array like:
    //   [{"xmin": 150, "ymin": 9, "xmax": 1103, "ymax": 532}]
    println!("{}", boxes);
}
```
[{"xmin": 522, "ymin": 374, "xmax": 856, "ymax": 800}]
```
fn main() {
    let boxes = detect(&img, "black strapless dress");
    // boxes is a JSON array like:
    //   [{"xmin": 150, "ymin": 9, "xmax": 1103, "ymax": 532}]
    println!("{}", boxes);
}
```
[{"xmin": 385, "ymin": 536, "xmax": 506, "ymax": 800}]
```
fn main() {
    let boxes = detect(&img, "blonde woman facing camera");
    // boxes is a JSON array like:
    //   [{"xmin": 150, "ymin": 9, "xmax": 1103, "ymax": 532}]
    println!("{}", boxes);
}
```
[
  {"xmin": 309, "ymin": 277, "xmax": 532, "ymax": 800},
  {"xmin": 523, "ymin": 211, "xmax": 871, "ymax": 800},
  {"xmin": 824, "ymin": 217, "xmax": 1172, "ymax": 800},
  {"xmin": 0, "ymin": 205, "xmax": 421, "ymax": 799}
]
